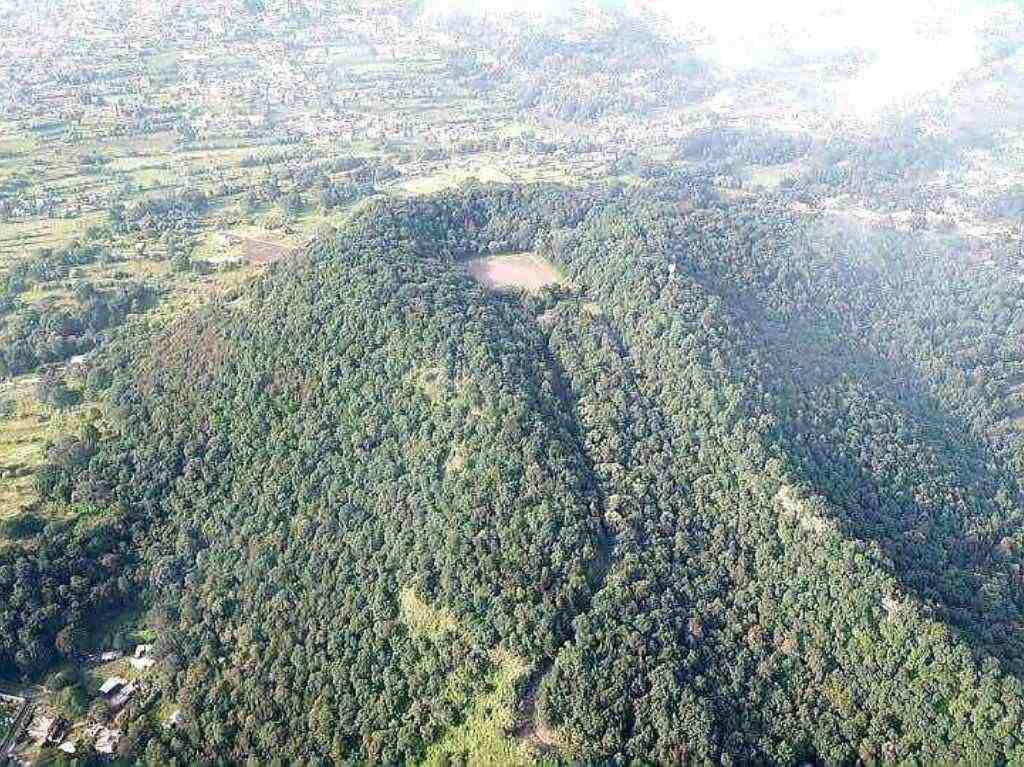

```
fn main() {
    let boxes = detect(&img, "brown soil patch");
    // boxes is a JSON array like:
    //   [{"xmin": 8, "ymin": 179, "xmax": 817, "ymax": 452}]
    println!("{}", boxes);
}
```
[
  {"xmin": 515, "ymin": 720, "xmax": 558, "ymax": 751},
  {"xmin": 138, "ymin": 317, "xmax": 232, "ymax": 399},
  {"xmin": 445, "ymin": 448, "xmax": 466, "ymax": 474},
  {"xmin": 225, "ymin": 234, "xmax": 293, "ymax": 265},
  {"xmin": 467, "ymin": 253, "xmax": 565, "ymax": 294}
]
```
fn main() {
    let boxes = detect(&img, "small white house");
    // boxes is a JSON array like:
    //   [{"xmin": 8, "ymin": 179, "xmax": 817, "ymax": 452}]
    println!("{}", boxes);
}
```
[
  {"xmin": 129, "ymin": 656, "xmax": 157, "ymax": 671},
  {"xmin": 100, "ymin": 677, "xmax": 128, "ymax": 696},
  {"xmin": 110, "ymin": 683, "xmax": 138, "ymax": 710}
]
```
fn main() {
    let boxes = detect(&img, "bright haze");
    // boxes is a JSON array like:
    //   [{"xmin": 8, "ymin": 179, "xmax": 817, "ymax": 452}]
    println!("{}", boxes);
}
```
[{"xmin": 421, "ymin": 0, "xmax": 1005, "ymax": 117}]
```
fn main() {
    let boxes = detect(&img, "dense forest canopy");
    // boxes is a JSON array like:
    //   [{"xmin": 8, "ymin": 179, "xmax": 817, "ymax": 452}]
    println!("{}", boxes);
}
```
[{"xmin": 4, "ymin": 182, "xmax": 1024, "ymax": 764}]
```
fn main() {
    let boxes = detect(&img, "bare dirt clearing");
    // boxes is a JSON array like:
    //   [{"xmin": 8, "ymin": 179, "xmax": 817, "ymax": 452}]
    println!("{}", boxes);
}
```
[
  {"xmin": 223, "ymin": 233, "xmax": 294, "ymax": 265},
  {"xmin": 466, "ymin": 253, "xmax": 565, "ymax": 293}
]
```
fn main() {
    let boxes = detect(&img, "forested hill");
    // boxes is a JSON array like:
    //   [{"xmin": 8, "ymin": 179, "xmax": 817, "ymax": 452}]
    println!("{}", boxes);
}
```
[{"xmin": 4, "ymin": 183, "xmax": 1024, "ymax": 764}]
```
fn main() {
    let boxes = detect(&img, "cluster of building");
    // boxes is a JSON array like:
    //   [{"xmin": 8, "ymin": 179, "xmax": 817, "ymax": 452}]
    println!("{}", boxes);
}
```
[
  {"xmin": 19, "ymin": 644, "xmax": 162, "ymax": 761},
  {"xmin": 26, "ymin": 714, "xmax": 123, "ymax": 758}
]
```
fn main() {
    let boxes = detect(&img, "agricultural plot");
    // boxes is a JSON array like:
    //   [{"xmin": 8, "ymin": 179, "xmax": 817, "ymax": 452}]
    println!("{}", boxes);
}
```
[
  {"xmin": 228, "ymin": 235, "xmax": 291, "ymax": 265},
  {"xmin": 0, "ymin": 379, "xmax": 99, "ymax": 522},
  {"xmin": 0, "ymin": 377, "xmax": 50, "ymax": 519}
]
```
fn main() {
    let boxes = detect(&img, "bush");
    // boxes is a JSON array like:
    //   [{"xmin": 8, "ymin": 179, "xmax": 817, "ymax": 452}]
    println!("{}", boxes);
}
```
[
  {"xmin": 46, "ymin": 666, "xmax": 82, "ymax": 692},
  {"xmin": 55, "ymin": 683, "xmax": 89, "ymax": 718},
  {"xmin": 262, "ymin": 211, "xmax": 286, "ymax": 230},
  {"xmin": 37, "ymin": 371, "xmax": 81, "ymax": 411},
  {"xmin": 169, "ymin": 250, "xmax": 192, "ymax": 273}
]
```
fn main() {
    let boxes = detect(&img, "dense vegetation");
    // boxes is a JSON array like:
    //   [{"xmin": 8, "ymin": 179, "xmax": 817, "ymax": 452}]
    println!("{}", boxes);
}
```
[
  {"xmin": 2, "ymin": 0, "xmax": 1024, "ymax": 762},
  {"xmin": 0, "ymin": 279, "xmax": 156, "ymax": 379},
  {"xmin": 3, "ymin": 183, "xmax": 1024, "ymax": 764}
]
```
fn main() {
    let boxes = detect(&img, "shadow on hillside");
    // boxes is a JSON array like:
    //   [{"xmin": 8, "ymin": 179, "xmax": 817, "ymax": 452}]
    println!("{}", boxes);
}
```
[{"xmin": 767, "ymin": 324, "xmax": 1024, "ymax": 676}]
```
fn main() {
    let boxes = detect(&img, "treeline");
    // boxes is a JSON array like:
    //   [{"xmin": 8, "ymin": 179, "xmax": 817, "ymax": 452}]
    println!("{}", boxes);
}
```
[
  {"xmin": 1, "ymin": 241, "xmax": 108, "ymax": 318},
  {"xmin": 108, "ymin": 190, "xmax": 209, "ymax": 234},
  {"xmin": 241, "ymin": 154, "xmax": 398, "ymax": 213},
  {"xmin": 0, "ymin": 502, "xmax": 140, "ymax": 677},
  {"xmin": 679, "ymin": 125, "xmax": 812, "ymax": 166},
  {"xmin": 438, "ymin": 14, "xmax": 712, "ymax": 121},
  {"xmin": 0, "ymin": 281, "xmax": 157, "ymax": 379}
]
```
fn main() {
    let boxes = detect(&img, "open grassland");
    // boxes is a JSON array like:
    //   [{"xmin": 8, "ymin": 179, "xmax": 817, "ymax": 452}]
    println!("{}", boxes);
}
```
[
  {"xmin": 0, "ymin": 377, "xmax": 52, "ymax": 518},
  {"xmin": 0, "ymin": 213, "xmax": 105, "ymax": 261},
  {"xmin": 423, "ymin": 649, "xmax": 533, "ymax": 767},
  {"xmin": 0, "ymin": 376, "xmax": 106, "ymax": 524},
  {"xmin": 399, "ymin": 162, "xmax": 516, "ymax": 195}
]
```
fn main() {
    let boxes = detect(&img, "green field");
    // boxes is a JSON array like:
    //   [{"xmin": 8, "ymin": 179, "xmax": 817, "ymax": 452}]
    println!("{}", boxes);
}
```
[{"xmin": 402, "ymin": 589, "xmax": 535, "ymax": 765}]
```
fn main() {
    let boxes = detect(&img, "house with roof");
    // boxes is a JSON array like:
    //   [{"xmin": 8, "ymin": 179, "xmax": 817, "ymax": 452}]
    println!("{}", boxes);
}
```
[
  {"xmin": 110, "ymin": 683, "xmax": 138, "ymax": 711},
  {"xmin": 100, "ymin": 676, "xmax": 129, "ymax": 697}
]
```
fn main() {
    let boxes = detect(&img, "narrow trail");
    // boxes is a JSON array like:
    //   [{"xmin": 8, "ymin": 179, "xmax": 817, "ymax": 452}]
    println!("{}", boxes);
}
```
[{"xmin": 504, "ymin": 299, "xmax": 644, "ymax": 742}]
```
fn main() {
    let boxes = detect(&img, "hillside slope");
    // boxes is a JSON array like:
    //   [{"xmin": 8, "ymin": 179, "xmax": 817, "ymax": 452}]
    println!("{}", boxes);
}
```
[{"xmin": 4, "ymin": 185, "xmax": 1024, "ymax": 765}]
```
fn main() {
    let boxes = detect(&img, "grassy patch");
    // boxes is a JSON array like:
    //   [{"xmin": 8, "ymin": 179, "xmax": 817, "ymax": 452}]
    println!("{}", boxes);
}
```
[
  {"xmin": 0, "ymin": 377, "xmax": 48, "ymax": 518},
  {"xmin": 423, "ymin": 649, "xmax": 532, "ymax": 767},
  {"xmin": 399, "ymin": 161, "xmax": 515, "ymax": 195},
  {"xmin": 0, "ymin": 376, "xmax": 96, "ymax": 521},
  {"xmin": 0, "ymin": 122, "xmax": 35, "ymax": 156},
  {"xmin": 409, "ymin": 366, "xmax": 450, "ymax": 406},
  {"xmin": 400, "ymin": 587, "xmax": 461, "ymax": 640},
  {"xmin": 400, "ymin": 588, "xmax": 534, "ymax": 766},
  {"xmin": 0, "ymin": 214, "xmax": 105, "ymax": 262},
  {"xmin": 744, "ymin": 162, "xmax": 801, "ymax": 190}
]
